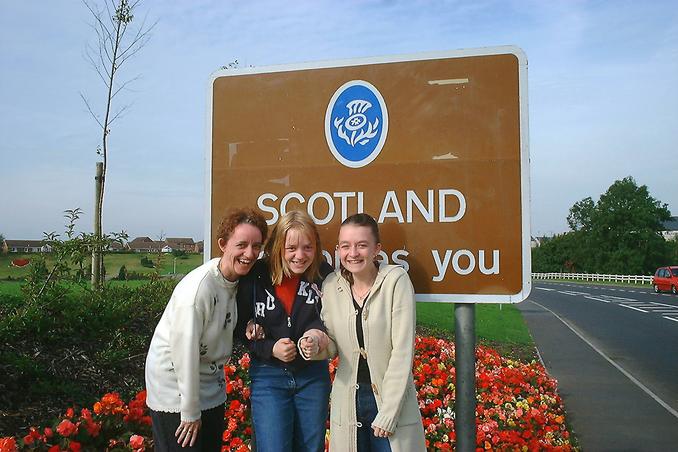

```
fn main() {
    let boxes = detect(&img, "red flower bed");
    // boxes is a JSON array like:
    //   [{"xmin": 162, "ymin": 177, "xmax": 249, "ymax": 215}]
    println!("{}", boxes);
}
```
[
  {"xmin": 0, "ymin": 337, "xmax": 576, "ymax": 451},
  {"xmin": 10, "ymin": 259, "xmax": 30, "ymax": 268}
]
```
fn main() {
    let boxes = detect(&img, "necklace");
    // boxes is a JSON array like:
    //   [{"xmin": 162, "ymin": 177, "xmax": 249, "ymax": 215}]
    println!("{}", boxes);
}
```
[{"xmin": 351, "ymin": 284, "xmax": 372, "ymax": 303}]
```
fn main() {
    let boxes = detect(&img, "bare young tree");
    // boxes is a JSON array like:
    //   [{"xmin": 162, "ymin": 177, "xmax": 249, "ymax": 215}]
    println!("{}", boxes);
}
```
[{"xmin": 81, "ymin": 0, "xmax": 155, "ymax": 288}]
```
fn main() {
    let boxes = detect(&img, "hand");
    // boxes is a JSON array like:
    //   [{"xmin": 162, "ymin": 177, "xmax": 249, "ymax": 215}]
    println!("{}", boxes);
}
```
[
  {"xmin": 300, "ymin": 335, "xmax": 319, "ymax": 357},
  {"xmin": 175, "ymin": 419, "xmax": 201, "ymax": 447},
  {"xmin": 272, "ymin": 338, "xmax": 297, "ymax": 362},
  {"xmin": 245, "ymin": 320, "xmax": 265, "ymax": 340},
  {"xmin": 372, "ymin": 425, "xmax": 392, "ymax": 438}
]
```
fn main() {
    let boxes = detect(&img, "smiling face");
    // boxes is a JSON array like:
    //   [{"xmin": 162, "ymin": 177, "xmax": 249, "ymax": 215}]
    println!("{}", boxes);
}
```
[
  {"xmin": 283, "ymin": 228, "xmax": 316, "ymax": 276},
  {"xmin": 338, "ymin": 224, "xmax": 382, "ymax": 278},
  {"xmin": 217, "ymin": 223, "xmax": 264, "ymax": 281}
]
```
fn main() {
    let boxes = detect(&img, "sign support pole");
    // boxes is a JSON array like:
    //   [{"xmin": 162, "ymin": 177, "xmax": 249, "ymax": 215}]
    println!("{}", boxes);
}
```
[{"xmin": 455, "ymin": 302, "xmax": 476, "ymax": 451}]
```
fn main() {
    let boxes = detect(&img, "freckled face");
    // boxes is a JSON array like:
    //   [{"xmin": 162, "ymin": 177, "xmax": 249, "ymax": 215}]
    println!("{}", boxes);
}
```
[
  {"xmin": 338, "ymin": 224, "xmax": 381, "ymax": 278},
  {"xmin": 283, "ymin": 228, "xmax": 315, "ymax": 276},
  {"xmin": 218, "ymin": 223, "xmax": 263, "ymax": 281}
]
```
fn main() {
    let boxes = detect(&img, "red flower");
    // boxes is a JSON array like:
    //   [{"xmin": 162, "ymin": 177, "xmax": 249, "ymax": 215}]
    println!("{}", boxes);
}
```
[
  {"xmin": 129, "ymin": 434, "xmax": 145, "ymax": 449},
  {"xmin": 0, "ymin": 437, "xmax": 17, "ymax": 452},
  {"xmin": 56, "ymin": 419, "xmax": 77, "ymax": 437},
  {"xmin": 69, "ymin": 440, "xmax": 82, "ymax": 452}
]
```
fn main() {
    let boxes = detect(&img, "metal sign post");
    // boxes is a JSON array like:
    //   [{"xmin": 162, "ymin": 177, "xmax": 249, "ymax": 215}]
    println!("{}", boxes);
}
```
[{"xmin": 455, "ymin": 303, "xmax": 476, "ymax": 451}]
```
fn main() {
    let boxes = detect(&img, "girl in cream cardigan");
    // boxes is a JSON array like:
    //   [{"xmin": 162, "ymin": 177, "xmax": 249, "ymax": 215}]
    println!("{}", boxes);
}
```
[{"xmin": 302, "ymin": 214, "xmax": 425, "ymax": 452}]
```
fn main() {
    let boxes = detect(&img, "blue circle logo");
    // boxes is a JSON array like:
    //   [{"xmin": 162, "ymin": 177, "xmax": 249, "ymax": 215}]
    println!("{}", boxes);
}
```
[{"xmin": 325, "ymin": 80, "xmax": 388, "ymax": 168}]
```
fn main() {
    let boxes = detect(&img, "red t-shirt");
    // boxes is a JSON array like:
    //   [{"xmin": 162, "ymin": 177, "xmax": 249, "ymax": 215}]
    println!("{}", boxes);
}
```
[{"xmin": 275, "ymin": 275, "xmax": 300, "ymax": 315}]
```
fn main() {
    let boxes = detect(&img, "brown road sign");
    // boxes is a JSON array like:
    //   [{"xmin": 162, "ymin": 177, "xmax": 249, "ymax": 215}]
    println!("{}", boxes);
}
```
[{"xmin": 206, "ymin": 46, "xmax": 530, "ymax": 303}]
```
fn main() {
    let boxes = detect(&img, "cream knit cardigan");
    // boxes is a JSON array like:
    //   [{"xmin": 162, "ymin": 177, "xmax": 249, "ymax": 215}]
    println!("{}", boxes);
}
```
[
  {"xmin": 318, "ymin": 264, "xmax": 426, "ymax": 452},
  {"xmin": 145, "ymin": 258, "xmax": 238, "ymax": 421}
]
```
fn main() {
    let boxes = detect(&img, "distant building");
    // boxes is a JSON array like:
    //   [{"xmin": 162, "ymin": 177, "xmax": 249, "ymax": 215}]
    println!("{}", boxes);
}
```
[
  {"xmin": 128, "ymin": 237, "xmax": 165, "ymax": 253},
  {"xmin": 166, "ymin": 237, "xmax": 196, "ymax": 252},
  {"xmin": 5, "ymin": 240, "xmax": 52, "ymax": 253},
  {"xmin": 128, "ymin": 236, "xmax": 202, "ymax": 253},
  {"xmin": 195, "ymin": 241, "xmax": 204, "ymax": 253},
  {"xmin": 661, "ymin": 216, "xmax": 678, "ymax": 241}
]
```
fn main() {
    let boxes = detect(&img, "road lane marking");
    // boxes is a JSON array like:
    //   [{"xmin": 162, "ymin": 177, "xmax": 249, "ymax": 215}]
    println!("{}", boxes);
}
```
[
  {"xmin": 663, "ymin": 316, "xmax": 678, "ymax": 323},
  {"xmin": 560, "ymin": 290, "xmax": 591, "ymax": 296},
  {"xmin": 527, "ymin": 300, "xmax": 678, "ymax": 420},
  {"xmin": 651, "ymin": 302, "xmax": 678, "ymax": 308},
  {"xmin": 536, "ymin": 287, "xmax": 556, "ymax": 291},
  {"xmin": 620, "ymin": 304, "xmax": 648, "ymax": 313},
  {"xmin": 584, "ymin": 296, "xmax": 611, "ymax": 303},
  {"xmin": 602, "ymin": 295, "xmax": 637, "ymax": 301}
]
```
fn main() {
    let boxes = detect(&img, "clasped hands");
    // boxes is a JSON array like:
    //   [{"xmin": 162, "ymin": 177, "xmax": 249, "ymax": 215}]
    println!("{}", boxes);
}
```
[{"xmin": 270, "ymin": 329, "xmax": 328, "ymax": 362}]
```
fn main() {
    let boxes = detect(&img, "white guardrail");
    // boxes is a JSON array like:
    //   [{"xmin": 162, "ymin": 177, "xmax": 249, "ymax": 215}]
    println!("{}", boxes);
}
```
[{"xmin": 532, "ymin": 272, "xmax": 653, "ymax": 284}]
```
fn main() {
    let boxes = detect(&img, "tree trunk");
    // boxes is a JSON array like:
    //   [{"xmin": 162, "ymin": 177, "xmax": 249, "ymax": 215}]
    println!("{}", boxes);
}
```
[{"xmin": 91, "ymin": 162, "xmax": 103, "ymax": 289}]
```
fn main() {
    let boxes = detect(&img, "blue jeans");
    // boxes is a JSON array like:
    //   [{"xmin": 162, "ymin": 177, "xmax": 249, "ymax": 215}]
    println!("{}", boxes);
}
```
[
  {"xmin": 356, "ymin": 384, "xmax": 392, "ymax": 452},
  {"xmin": 250, "ymin": 359, "xmax": 330, "ymax": 452}
]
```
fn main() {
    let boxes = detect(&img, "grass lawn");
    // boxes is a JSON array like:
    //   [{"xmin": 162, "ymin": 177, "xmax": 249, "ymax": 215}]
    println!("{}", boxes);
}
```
[
  {"xmin": 416, "ymin": 302, "xmax": 535, "ymax": 361},
  {"xmin": 0, "ymin": 252, "xmax": 203, "ymax": 280},
  {"xmin": 0, "ymin": 280, "xmax": 22, "ymax": 296}
]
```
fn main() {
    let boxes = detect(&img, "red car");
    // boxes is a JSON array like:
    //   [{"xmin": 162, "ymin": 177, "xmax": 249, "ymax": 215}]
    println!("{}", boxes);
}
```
[{"xmin": 652, "ymin": 266, "xmax": 678, "ymax": 294}]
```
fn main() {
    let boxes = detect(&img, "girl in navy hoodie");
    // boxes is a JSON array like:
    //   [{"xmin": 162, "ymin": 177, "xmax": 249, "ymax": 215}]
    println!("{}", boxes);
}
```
[{"xmin": 236, "ymin": 210, "xmax": 332, "ymax": 452}]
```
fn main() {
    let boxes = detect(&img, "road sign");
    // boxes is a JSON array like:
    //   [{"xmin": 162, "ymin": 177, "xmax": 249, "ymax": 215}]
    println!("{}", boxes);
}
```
[{"xmin": 206, "ymin": 46, "xmax": 530, "ymax": 303}]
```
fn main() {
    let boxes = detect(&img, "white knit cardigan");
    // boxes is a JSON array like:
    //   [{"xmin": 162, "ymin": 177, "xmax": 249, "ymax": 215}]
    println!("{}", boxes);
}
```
[{"xmin": 145, "ymin": 258, "xmax": 238, "ymax": 421}]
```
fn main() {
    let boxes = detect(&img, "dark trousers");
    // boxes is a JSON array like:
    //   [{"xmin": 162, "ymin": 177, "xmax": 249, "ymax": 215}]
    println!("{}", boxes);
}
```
[
  {"xmin": 150, "ymin": 404, "xmax": 225, "ymax": 452},
  {"xmin": 356, "ymin": 384, "xmax": 392, "ymax": 452}
]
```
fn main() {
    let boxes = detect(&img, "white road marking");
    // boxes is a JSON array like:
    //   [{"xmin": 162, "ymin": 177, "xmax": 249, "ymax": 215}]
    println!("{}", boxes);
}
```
[
  {"xmin": 602, "ymin": 295, "xmax": 637, "ymax": 301},
  {"xmin": 584, "ymin": 296, "xmax": 611, "ymax": 303},
  {"xmin": 536, "ymin": 287, "xmax": 556, "ymax": 291},
  {"xmin": 620, "ymin": 304, "xmax": 648, "ymax": 313},
  {"xmin": 651, "ymin": 302, "xmax": 678, "ymax": 308},
  {"xmin": 527, "ymin": 300, "xmax": 678, "ymax": 420},
  {"xmin": 560, "ymin": 290, "xmax": 591, "ymax": 296},
  {"xmin": 663, "ymin": 316, "xmax": 678, "ymax": 323}
]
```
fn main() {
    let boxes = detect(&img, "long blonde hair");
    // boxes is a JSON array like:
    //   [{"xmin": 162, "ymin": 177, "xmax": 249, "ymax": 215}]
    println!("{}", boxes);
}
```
[{"xmin": 265, "ymin": 210, "xmax": 324, "ymax": 285}]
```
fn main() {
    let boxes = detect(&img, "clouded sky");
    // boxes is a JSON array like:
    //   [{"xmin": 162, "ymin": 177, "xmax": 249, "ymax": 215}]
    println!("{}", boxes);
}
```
[{"xmin": 1, "ymin": 0, "xmax": 676, "ymax": 241}]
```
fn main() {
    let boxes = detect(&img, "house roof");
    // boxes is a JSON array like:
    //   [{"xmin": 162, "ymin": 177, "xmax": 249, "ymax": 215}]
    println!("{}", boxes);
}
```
[
  {"xmin": 166, "ymin": 237, "xmax": 195, "ymax": 245},
  {"xmin": 129, "ymin": 236, "xmax": 154, "ymax": 245},
  {"xmin": 5, "ymin": 240, "xmax": 46, "ymax": 247},
  {"xmin": 662, "ymin": 216, "xmax": 678, "ymax": 232}
]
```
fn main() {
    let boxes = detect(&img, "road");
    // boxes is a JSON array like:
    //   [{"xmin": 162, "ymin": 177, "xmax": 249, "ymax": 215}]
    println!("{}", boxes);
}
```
[{"xmin": 517, "ymin": 282, "xmax": 678, "ymax": 451}]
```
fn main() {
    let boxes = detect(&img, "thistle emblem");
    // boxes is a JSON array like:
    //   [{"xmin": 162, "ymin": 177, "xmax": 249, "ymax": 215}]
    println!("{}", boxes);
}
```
[
  {"xmin": 334, "ymin": 100, "xmax": 380, "ymax": 147},
  {"xmin": 325, "ymin": 80, "xmax": 388, "ymax": 168}
]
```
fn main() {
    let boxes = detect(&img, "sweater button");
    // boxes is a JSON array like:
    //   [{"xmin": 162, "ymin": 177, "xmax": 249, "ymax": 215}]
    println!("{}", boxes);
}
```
[{"xmin": 356, "ymin": 422, "xmax": 363, "ymax": 427}]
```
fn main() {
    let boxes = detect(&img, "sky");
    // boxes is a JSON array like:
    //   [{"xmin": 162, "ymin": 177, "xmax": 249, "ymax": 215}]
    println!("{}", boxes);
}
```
[{"xmin": 1, "ymin": 0, "xmax": 677, "ymax": 241}]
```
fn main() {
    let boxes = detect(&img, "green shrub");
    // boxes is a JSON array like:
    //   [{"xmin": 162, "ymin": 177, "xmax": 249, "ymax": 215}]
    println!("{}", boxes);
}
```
[
  {"xmin": 117, "ymin": 264, "xmax": 128, "ymax": 281},
  {"xmin": 0, "ymin": 279, "xmax": 176, "ymax": 434}
]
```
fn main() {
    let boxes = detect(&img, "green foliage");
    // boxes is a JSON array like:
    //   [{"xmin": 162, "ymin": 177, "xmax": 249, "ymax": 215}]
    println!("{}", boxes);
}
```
[
  {"xmin": 20, "ymin": 208, "xmax": 127, "ymax": 304},
  {"xmin": 171, "ymin": 249, "xmax": 187, "ymax": 258},
  {"xmin": 534, "ymin": 177, "xmax": 672, "ymax": 274},
  {"xmin": 117, "ymin": 264, "xmax": 128, "ymax": 281},
  {"xmin": 0, "ymin": 278, "xmax": 176, "ymax": 434},
  {"xmin": 139, "ymin": 255, "xmax": 154, "ymax": 268}
]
